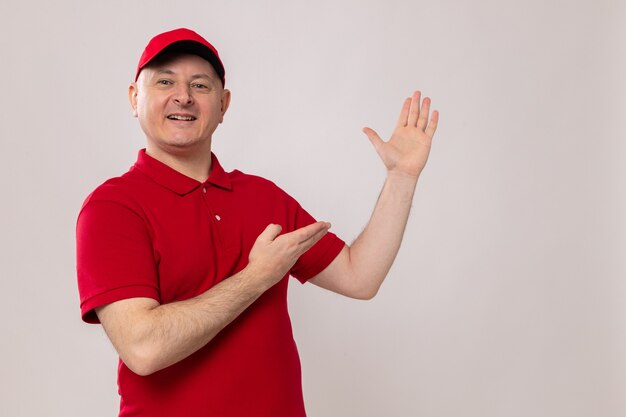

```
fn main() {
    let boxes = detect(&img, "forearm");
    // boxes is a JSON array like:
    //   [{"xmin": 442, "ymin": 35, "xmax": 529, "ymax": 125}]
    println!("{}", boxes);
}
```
[
  {"xmin": 99, "ymin": 265, "xmax": 271, "ymax": 376},
  {"xmin": 97, "ymin": 221, "xmax": 330, "ymax": 376},
  {"xmin": 348, "ymin": 171, "xmax": 419, "ymax": 292},
  {"xmin": 311, "ymin": 91, "xmax": 437, "ymax": 299}
]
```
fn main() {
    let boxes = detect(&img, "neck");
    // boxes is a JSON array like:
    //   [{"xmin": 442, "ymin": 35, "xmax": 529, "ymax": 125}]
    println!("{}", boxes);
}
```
[{"xmin": 145, "ymin": 143, "xmax": 213, "ymax": 182}]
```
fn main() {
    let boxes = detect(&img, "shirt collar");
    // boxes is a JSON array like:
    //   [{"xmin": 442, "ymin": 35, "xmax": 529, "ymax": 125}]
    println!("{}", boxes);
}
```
[{"xmin": 134, "ymin": 149, "xmax": 233, "ymax": 195}]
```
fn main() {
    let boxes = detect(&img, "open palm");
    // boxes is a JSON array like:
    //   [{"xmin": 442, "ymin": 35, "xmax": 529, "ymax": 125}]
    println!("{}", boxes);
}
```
[{"xmin": 363, "ymin": 91, "xmax": 439, "ymax": 178}]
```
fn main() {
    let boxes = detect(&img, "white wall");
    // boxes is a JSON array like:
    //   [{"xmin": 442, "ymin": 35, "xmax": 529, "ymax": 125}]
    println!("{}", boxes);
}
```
[{"xmin": 1, "ymin": 0, "xmax": 624, "ymax": 416}]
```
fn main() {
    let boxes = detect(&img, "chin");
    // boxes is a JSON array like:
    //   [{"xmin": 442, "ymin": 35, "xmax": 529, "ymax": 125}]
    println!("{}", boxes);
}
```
[{"xmin": 163, "ymin": 138, "xmax": 210, "ymax": 153}]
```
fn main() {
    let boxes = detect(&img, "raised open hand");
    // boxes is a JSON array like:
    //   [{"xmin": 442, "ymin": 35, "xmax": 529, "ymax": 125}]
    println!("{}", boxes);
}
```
[{"xmin": 363, "ymin": 91, "xmax": 439, "ymax": 178}]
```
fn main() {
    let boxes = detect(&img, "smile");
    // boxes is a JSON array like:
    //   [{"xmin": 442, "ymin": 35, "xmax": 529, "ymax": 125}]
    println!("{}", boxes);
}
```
[{"xmin": 167, "ymin": 114, "xmax": 196, "ymax": 121}]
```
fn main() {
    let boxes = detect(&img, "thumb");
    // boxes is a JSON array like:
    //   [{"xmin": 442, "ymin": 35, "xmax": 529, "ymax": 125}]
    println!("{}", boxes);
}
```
[
  {"xmin": 258, "ymin": 223, "xmax": 283, "ymax": 242},
  {"xmin": 362, "ymin": 127, "xmax": 384, "ymax": 153}
]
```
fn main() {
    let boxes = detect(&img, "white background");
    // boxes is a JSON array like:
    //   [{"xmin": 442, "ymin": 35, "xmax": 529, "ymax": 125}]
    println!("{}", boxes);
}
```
[{"xmin": 1, "ymin": 0, "xmax": 624, "ymax": 416}]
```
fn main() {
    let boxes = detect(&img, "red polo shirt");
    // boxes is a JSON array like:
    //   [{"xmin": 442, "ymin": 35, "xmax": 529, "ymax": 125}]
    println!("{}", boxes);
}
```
[{"xmin": 76, "ymin": 150, "xmax": 345, "ymax": 417}]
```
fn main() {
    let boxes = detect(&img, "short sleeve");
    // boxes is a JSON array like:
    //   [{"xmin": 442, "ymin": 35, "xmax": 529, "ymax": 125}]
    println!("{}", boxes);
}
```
[
  {"xmin": 287, "ymin": 199, "xmax": 345, "ymax": 284},
  {"xmin": 76, "ymin": 199, "xmax": 160, "ymax": 324}
]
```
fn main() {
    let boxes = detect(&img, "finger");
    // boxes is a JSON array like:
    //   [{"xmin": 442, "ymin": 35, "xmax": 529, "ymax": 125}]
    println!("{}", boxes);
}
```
[
  {"xmin": 395, "ymin": 98, "xmax": 411, "ymax": 129},
  {"xmin": 425, "ymin": 110, "xmax": 439, "ymax": 138},
  {"xmin": 362, "ymin": 127, "xmax": 384, "ymax": 154},
  {"xmin": 407, "ymin": 91, "xmax": 421, "ymax": 127},
  {"xmin": 298, "ymin": 226, "xmax": 330, "ymax": 250},
  {"xmin": 258, "ymin": 223, "xmax": 283, "ymax": 242},
  {"xmin": 417, "ymin": 97, "xmax": 431, "ymax": 131},
  {"xmin": 288, "ymin": 221, "xmax": 330, "ymax": 244}
]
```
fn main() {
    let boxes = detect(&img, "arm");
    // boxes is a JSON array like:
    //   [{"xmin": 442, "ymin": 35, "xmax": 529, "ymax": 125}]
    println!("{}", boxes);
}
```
[
  {"xmin": 96, "ymin": 221, "xmax": 330, "ymax": 376},
  {"xmin": 309, "ymin": 91, "xmax": 439, "ymax": 299}
]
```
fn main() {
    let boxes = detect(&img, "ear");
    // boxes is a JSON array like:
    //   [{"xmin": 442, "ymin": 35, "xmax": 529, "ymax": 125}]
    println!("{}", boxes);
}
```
[
  {"xmin": 219, "ymin": 89, "xmax": 231, "ymax": 123},
  {"xmin": 128, "ymin": 82, "xmax": 139, "ymax": 118}
]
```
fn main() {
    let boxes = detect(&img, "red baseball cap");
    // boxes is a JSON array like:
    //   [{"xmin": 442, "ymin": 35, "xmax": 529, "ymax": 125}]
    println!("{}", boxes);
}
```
[{"xmin": 135, "ymin": 28, "xmax": 226, "ymax": 85}]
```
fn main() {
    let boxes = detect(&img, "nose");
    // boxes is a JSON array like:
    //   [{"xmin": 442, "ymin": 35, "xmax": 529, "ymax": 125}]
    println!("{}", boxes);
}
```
[{"xmin": 173, "ymin": 85, "xmax": 193, "ymax": 106}]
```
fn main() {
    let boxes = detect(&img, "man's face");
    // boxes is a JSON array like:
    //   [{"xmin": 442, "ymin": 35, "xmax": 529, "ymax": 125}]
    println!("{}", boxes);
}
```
[{"xmin": 129, "ymin": 53, "xmax": 230, "ymax": 155}]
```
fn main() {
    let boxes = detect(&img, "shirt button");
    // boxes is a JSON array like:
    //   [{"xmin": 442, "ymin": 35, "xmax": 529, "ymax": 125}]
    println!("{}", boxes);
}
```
[
  {"xmin": 215, "ymin": 215, "xmax": 221, "ymax": 221},
  {"xmin": 203, "ymin": 187, "xmax": 207, "ymax": 193}
]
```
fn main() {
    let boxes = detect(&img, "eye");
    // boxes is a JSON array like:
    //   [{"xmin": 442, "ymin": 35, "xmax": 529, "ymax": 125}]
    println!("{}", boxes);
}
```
[
  {"xmin": 191, "ymin": 83, "xmax": 208, "ymax": 89},
  {"xmin": 157, "ymin": 79, "xmax": 173, "ymax": 86}
]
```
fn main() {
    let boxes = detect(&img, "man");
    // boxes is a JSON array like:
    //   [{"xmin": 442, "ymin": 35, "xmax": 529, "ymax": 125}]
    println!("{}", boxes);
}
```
[{"xmin": 77, "ymin": 28, "xmax": 438, "ymax": 417}]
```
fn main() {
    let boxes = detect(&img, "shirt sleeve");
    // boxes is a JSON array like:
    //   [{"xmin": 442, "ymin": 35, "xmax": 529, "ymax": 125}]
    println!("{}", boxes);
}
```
[
  {"xmin": 284, "ymin": 194, "xmax": 346, "ymax": 284},
  {"xmin": 76, "ymin": 199, "xmax": 160, "ymax": 324}
]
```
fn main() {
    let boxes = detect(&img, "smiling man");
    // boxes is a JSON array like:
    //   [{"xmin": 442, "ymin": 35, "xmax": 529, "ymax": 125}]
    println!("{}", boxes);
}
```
[{"xmin": 76, "ymin": 28, "xmax": 438, "ymax": 417}]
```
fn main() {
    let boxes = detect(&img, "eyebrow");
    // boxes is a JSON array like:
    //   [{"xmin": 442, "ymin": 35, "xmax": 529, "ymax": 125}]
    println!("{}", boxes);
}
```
[{"xmin": 154, "ymin": 69, "xmax": 215, "ymax": 80}]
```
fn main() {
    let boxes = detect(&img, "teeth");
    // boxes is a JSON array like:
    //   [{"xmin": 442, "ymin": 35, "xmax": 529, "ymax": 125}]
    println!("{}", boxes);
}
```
[{"xmin": 168, "ymin": 115, "xmax": 195, "ymax": 121}]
